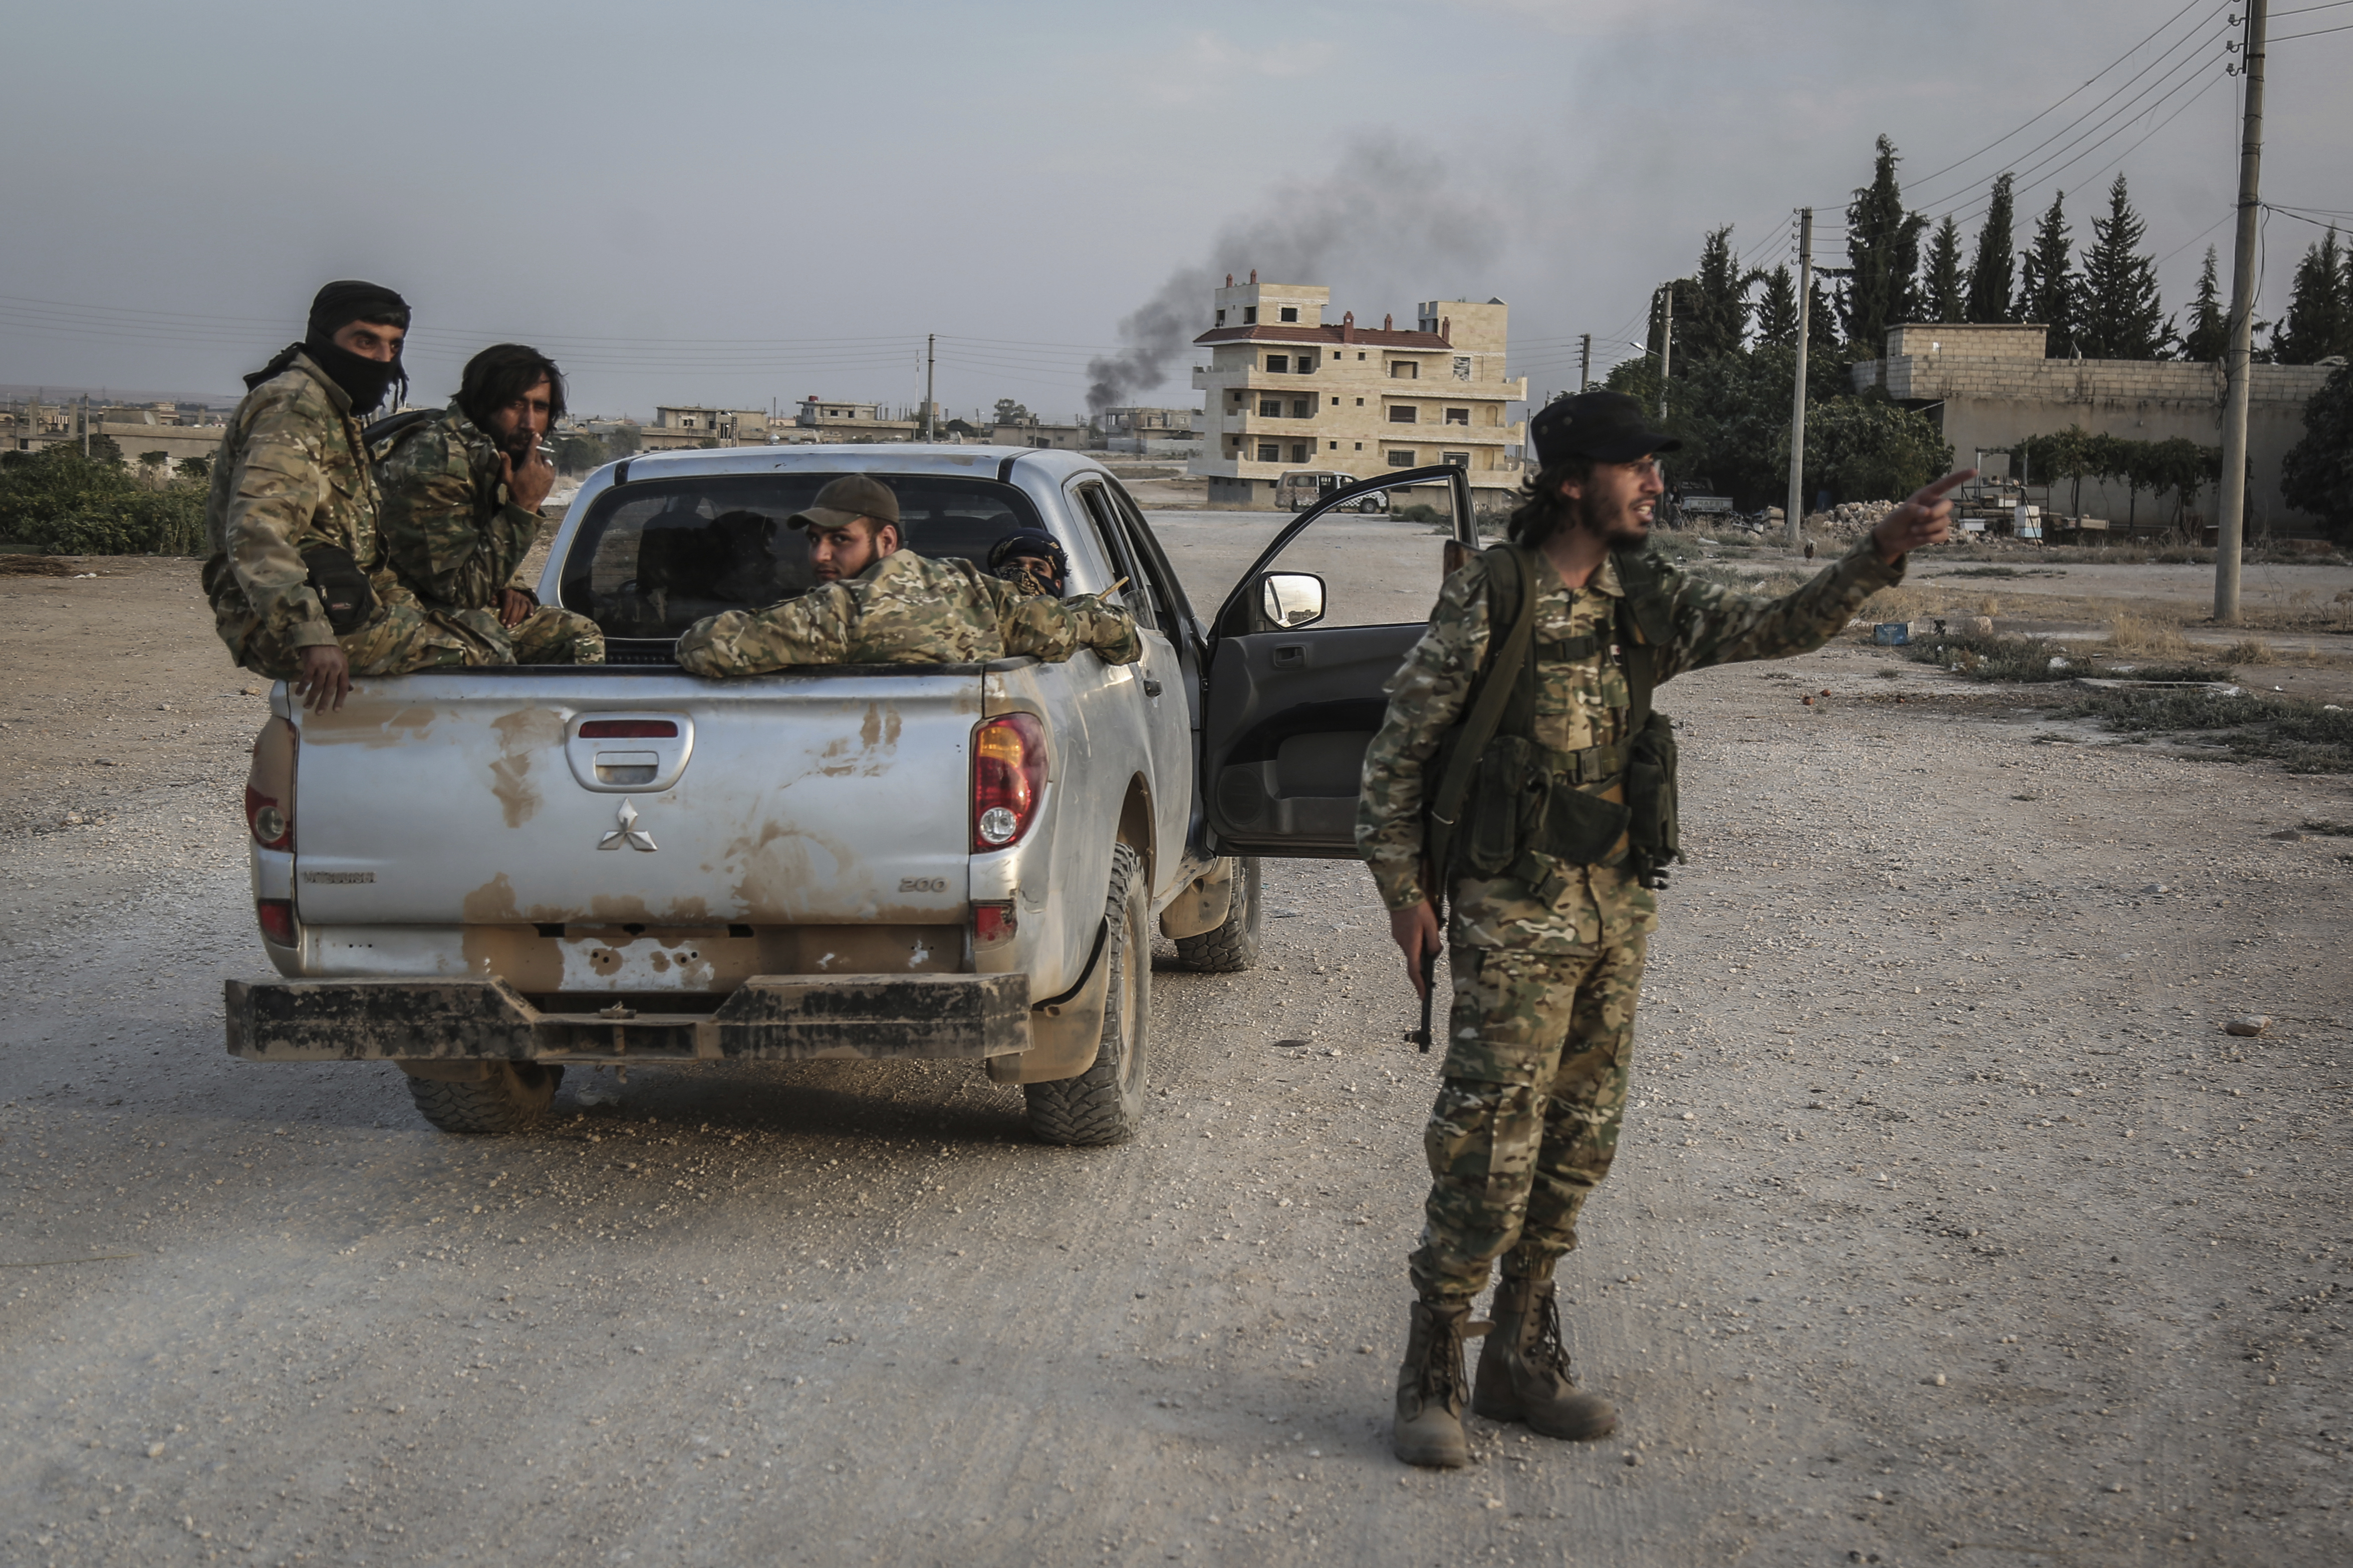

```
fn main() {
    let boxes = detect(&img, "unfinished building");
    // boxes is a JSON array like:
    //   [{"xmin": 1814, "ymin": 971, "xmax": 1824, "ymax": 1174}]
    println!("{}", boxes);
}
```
[{"xmin": 1188, "ymin": 275, "xmax": 1526, "ymax": 509}]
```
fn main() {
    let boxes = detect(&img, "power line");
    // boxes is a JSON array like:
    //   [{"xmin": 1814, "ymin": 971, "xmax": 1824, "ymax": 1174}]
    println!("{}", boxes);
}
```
[
  {"xmin": 2270, "ymin": 20, "xmax": 2353, "ymax": 36},
  {"xmin": 1900, "ymin": 0, "xmax": 2217, "ymax": 194}
]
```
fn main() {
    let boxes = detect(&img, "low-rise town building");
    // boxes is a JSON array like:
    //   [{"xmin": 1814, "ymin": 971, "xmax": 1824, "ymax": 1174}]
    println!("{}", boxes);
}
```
[{"xmin": 1858, "ymin": 323, "xmax": 2333, "ymax": 534}]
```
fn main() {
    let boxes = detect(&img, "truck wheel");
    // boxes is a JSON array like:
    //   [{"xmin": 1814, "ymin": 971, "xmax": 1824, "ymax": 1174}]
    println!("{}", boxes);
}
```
[
  {"xmin": 1173, "ymin": 855, "xmax": 1262, "ymax": 973},
  {"xmin": 1024, "ymin": 843, "xmax": 1148, "ymax": 1147},
  {"xmin": 405, "ymin": 1063, "xmax": 565, "ymax": 1134}
]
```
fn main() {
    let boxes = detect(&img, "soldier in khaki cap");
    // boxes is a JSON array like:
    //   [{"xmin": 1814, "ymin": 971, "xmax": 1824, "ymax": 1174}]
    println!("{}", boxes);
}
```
[{"xmin": 675, "ymin": 474, "xmax": 1142, "ymax": 674}]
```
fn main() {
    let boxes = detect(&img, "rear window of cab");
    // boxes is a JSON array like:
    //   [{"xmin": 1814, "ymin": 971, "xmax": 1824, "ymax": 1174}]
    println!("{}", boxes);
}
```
[{"xmin": 557, "ymin": 473, "xmax": 1049, "ymax": 641}]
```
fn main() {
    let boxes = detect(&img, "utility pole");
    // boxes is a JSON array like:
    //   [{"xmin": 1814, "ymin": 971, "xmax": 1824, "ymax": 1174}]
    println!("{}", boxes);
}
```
[
  {"xmin": 2215, "ymin": 0, "xmax": 2267, "ymax": 622},
  {"xmin": 922, "ymin": 334, "xmax": 936, "ymax": 441},
  {"xmin": 1579, "ymin": 333, "xmax": 1592, "ymax": 393},
  {"xmin": 1656, "ymin": 286, "xmax": 1674, "ymax": 421},
  {"xmin": 1785, "ymin": 207, "xmax": 1813, "ymax": 548},
  {"xmin": 81, "ymin": 394, "xmax": 90, "ymax": 458}
]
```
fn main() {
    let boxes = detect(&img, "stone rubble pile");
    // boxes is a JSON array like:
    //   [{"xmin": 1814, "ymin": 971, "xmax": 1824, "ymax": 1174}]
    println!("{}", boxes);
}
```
[{"xmin": 1804, "ymin": 500, "xmax": 1898, "ymax": 538}]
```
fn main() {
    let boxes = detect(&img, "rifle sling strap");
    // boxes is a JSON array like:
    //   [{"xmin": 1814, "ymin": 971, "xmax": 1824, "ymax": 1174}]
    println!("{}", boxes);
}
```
[{"xmin": 1424, "ymin": 543, "xmax": 1540, "ymax": 877}]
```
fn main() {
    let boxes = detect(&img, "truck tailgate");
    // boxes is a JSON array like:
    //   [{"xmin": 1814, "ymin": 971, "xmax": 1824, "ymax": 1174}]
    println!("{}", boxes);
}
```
[{"xmin": 288, "ymin": 669, "xmax": 980, "ymax": 927}]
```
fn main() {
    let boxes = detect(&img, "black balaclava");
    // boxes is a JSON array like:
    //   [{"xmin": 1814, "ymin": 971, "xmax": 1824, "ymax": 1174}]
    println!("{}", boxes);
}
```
[{"xmin": 245, "ymin": 280, "xmax": 412, "ymax": 415}]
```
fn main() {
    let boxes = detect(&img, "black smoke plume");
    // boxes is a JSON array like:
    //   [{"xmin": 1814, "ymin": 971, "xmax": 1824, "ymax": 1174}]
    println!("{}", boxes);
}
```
[{"xmin": 1085, "ymin": 134, "xmax": 1501, "ymax": 415}]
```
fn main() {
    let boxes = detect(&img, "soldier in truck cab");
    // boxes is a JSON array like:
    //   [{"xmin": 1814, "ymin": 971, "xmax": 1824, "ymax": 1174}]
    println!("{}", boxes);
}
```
[
  {"xmin": 674, "ymin": 474, "xmax": 1142, "ymax": 675},
  {"xmin": 201, "ymin": 280, "xmax": 513, "ymax": 713}
]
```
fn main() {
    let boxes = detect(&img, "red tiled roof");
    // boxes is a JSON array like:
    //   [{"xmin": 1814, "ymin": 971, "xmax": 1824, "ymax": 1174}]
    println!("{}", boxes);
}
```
[{"xmin": 1192, "ymin": 325, "xmax": 1451, "ymax": 350}]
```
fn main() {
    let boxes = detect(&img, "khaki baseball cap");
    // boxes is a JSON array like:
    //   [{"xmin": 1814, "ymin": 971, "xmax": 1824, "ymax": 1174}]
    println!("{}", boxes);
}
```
[{"xmin": 787, "ymin": 474, "xmax": 902, "ymax": 533}]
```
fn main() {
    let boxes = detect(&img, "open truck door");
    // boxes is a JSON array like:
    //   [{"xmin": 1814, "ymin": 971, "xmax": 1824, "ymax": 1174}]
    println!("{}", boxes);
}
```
[{"xmin": 1200, "ymin": 465, "xmax": 1477, "ymax": 857}]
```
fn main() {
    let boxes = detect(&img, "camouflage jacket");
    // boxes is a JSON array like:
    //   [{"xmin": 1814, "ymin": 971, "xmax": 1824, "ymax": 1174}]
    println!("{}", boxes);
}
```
[
  {"xmin": 674, "ymin": 547, "xmax": 1144, "ymax": 676},
  {"xmin": 1356, "ymin": 535, "xmax": 1905, "ymax": 953},
  {"xmin": 373, "ymin": 401, "xmax": 542, "ymax": 611},
  {"xmin": 200, "ymin": 353, "xmax": 380, "ymax": 651}
]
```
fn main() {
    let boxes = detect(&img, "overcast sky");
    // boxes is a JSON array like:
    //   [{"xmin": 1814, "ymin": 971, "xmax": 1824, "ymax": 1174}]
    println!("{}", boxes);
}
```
[{"xmin": 3, "ymin": 0, "xmax": 2345, "ymax": 420}]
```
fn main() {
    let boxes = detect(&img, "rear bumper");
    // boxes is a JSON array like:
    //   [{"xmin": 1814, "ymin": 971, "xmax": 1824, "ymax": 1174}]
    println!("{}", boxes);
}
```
[{"xmin": 224, "ymin": 974, "xmax": 1031, "ymax": 1064}]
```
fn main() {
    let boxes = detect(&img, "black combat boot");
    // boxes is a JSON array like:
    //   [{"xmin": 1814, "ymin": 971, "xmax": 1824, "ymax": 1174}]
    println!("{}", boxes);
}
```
[
  {"xmin": 1472, "ymin": 1275, "xmax": 1617, "ymax": 1440},
  {"xmin": 1393, "ymin": 1298, "xmax": 1476, "ymax": 1468}
]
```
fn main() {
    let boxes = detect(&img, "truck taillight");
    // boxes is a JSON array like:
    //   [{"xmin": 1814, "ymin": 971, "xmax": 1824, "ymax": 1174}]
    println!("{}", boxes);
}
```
[
  {"xmin": 246, "ymin": 716, "xmax": 296, "ymax": 849},
  {"xmin": 256, "ymin": 899, "xmax": 297, "ymax": 947},
  {"xmin": 972, "ymin": 713, "xmax": 1047, "ymax": 850}
]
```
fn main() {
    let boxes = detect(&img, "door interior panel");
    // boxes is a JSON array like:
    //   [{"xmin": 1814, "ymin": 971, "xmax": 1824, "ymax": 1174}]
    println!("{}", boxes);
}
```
[{"xmin": 1203, "ymin": 625, "xmax": 1425, "ymax": 854}]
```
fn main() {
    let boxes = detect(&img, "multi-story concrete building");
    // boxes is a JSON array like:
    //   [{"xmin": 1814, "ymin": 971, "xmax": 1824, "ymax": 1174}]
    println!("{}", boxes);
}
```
[
  {"xmin": 1858, "ymin": 323, "xmax": 2333, "ymax": 532},
  {"xmin": 1189, "ymin": 275, "xmax": 1525, "ymax": 508}
]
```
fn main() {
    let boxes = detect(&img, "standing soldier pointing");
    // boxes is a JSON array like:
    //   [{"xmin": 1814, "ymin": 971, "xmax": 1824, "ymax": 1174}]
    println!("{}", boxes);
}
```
[{"xmin": 1356, "ymin": 390, "xmax": 1968, "ymax": 1468}]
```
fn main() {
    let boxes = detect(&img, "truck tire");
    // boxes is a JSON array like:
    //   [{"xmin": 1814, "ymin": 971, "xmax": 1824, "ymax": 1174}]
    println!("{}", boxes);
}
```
[
  {"xmin": 405, "ymin": 1063, "xmax": 564, "ymax": 1134},
  {"xmin": 1172, "ymin": 855, "xmax": 1262, "ymax": 973},
  {"xmin": 1024, "ymin": 843, "xmax": 1148, "ymax": 1147}
]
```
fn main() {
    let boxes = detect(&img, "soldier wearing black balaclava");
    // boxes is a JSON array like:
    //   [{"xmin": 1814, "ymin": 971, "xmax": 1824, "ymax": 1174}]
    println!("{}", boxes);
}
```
[{"xmin": 201, "ymin": 280, "xmax": 515, "ymax": 710}]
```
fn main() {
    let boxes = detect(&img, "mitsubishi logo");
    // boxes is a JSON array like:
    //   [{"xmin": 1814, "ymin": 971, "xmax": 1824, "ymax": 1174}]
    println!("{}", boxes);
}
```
[{"xmin": 597, "ymin": 798, "xmax": 658, "ymax": 852}]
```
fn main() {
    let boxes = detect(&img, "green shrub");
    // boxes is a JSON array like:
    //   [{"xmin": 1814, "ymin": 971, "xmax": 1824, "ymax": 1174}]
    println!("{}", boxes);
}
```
[
  {"xmin": 2067, "ymin": 689, "xmax": 2353, "ymax": 773},
  {"xmin": 0, "ymin": 446, "xmax": 207, "ymax": 555}
]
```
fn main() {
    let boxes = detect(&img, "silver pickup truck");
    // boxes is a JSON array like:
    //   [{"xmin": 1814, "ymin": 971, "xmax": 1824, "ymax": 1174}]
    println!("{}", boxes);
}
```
[{"xmin": 226, "ymin": 446, "xmax": 1475, "ymax": 1144}]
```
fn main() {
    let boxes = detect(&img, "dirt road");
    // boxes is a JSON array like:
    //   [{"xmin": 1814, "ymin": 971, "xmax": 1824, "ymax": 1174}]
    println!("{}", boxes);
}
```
[{"xmin": 2, "ymin": 544, "xmax": 2347, "ymax": 1566}]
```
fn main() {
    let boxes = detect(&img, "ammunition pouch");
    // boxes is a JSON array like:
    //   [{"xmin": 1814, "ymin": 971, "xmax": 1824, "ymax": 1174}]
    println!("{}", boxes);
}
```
[
  {"xmin": 1454, "ymin": 736, "xmax": 1631, "ymax": 881},
  {"xmin": 1626, "ymin": 709, "xmax": 1683, "ymax": 890},
  {"xmin": 301, "ymin": 544, "xmax": 376, "ymax": 636}
]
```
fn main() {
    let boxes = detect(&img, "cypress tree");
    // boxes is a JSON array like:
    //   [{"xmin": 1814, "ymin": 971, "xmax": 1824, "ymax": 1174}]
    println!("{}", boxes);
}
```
[
  {"xmin": 2018, "ymin": 190, "xmax": 2078, "ymax": 357},
  {"xmin": 2182, "ymin": 247, "xmax": 2226, "ymax": 363},
  {"xmin": 1839, "ymin": 135, "xmax": 1926, "ymax": 349},
  {"xmin": 1807, "ymin": 276, "xmax": 1841, "ymax": 358},
  {"xmin": 2270, "ymin": 229, "xmax": 2350, "ymax": 364},
  {"xmin": 1965, "ymin": 173, "xmax": 2018, "ymax": 324},
  {"xmin": 1683, "ymin": 225, "xmax": 1751, "ymax": 361},
  {"xmin": 1923, "ymin": 215, "xmax": 1967, "ymax": 323},
  {"xmin": 2076, "ymin": 175, "xmax": 2171, "ymax": 359},
  {"xmin": 1755, "ymin": 264, "xmax": 1799, "ymax": 347}
]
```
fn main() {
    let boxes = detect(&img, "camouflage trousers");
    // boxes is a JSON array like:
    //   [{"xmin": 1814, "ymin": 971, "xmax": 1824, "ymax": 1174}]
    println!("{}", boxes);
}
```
[
  {"xmin": 506, "ymin": 605, "xmax": 606, "ymax": 665},
  {"xmin": 211, "ymin": 579, "xmax": 513, "ymax": 680},
  {"xmin": 1408, "ymin": 935, "xmax": 1647, "ymax": 1302}
]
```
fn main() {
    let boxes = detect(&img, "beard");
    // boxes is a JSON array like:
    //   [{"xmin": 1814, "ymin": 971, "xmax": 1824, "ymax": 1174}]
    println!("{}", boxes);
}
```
[{"xmin": 1577, "ymin": 485, "xmax": 1650, "ymax": 547}]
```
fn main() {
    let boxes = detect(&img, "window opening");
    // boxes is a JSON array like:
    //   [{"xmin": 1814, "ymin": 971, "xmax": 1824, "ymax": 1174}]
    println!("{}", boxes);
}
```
[{"xmin": 1444, "ymin": 407, "xmax": 1470, "ymax": 425}]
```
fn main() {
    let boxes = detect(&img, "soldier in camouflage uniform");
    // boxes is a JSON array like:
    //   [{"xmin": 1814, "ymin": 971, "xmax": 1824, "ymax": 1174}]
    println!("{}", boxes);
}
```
[
  {"xmin": 203, "ymin": 281, "xmax": 512, "ymax": 712},
  {"xmin": 373, "ymin": 343, "xmax": 604, "ymax": 664},
  {"xmin": 676, "ymin": 475, "xmax": 1140, "ymax": 675},
  {"xmin": 1357, "ymin": 391, "xmax": 1968, "ymax": 1468}
]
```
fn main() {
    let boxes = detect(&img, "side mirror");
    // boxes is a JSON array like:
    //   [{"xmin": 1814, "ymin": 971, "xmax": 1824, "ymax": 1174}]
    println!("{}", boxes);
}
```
[{"xmin": 1258, "ymin": 571, "xmax": 1326, "ymax": 630}]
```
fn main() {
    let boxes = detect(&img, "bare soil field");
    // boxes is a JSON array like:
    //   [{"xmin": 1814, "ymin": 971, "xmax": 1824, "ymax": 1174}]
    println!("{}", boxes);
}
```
[{"xmin": 0, "ymin": 541, "xmax": 2346, "ymax": 1566}]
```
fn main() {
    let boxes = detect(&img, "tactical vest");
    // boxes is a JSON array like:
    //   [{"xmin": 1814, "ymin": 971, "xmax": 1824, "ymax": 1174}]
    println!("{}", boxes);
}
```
[{"xmin": 1425, "ymin": 543, "xmax": 1683, "ymax": 900}]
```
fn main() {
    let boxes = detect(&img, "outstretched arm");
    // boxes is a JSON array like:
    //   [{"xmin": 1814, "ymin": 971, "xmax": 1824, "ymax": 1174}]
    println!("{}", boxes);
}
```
[
  {"xmin": 674, "ymin": 585, "xmax": 854, "ymax": 676},
  {"xmin": 1655, "ymin": 469, "xmax": 1973, "ymax": 681},
  {"xmin": 998, "ymin": 589, "xmax": 1144, "ymax": 665}
]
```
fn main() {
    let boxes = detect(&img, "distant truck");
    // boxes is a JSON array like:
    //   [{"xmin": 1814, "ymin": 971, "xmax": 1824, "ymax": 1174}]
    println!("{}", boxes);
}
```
[
  {"xmin": 1278, "ymin": 470, "xmax": 1389, "ymax": 513},
  {"xmin": 1673, "ymin": 475, "xmax": 1733, "ymax": 520}
]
